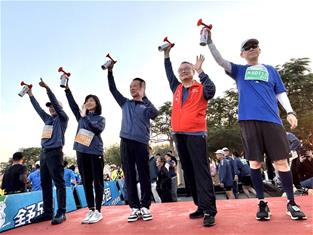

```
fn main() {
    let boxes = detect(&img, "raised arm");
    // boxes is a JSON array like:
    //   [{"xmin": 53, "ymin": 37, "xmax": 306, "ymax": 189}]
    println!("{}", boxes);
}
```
[
  {"xmin": 64, "ymin": 88, "xmax": 81, "ymax": 122},
  {"xmin": 46, "ymin": 89, "xmax": 68, "ymax": 121},
  {"xmin": 164, "ymin": 46, "xmax": 180, "ymax": 93},
  {"xmin": 27, "ymin": 89, "xmax": 51, "ymax": 123},
  {"xmin": 39, "ymin": 79, "xmax": 68, "ymax": 121},
  {"xmin": 203, "ymin": 28, "xmax": 232, "ymax": 73},
  {"xmin": 193, "ymin": 55, "xmax": 216, "ymax": 100},
  {"xmin": 106, "ymin": 64, "xmax": 127, "ymax": 107}
]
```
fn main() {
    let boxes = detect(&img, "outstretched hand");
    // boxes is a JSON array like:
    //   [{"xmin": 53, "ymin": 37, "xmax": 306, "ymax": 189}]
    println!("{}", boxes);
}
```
[
  {"xmin": 201, "ymin": 27, "xmax": 212, "ymax": 44},
  {"xmin": 164, "ymin": 44, "xmax": 172, "ymax": 58},
  {"xmin": 39, "ymin": 78, "xmax": 49, "ymax": 89},
  {"xmin": 193, "ymin": 54, "xmax": 205, "ymax": 74},
  {"xmin": 107, "ymin": 61, "xmax": 115, "ymax": 72},
  {"xmin": 65, "ymin": 78, "xmax": 69, "ymax": 90},
  {"xmin": 27, "ymin": 88, "xmax": 33, "ymax": 97},
  {"xmin": 80, "ymin": 104, "xmax": 87, "ymax": 117},
  {"xmin": 139, "ymin": 83, "xmax": 146, "ymax": 99}
]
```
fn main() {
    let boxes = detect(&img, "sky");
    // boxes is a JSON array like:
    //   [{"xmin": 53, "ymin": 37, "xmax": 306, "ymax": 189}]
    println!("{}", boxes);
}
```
[{"xmin": 1, "ymin": 0, "xmax": 313, "ymax": 162}]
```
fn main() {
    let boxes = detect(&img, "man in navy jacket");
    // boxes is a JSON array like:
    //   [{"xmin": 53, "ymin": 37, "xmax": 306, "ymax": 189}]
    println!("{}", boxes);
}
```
[
  {"xmin": 27, "ymin": 79, "xmax": 68, "ymax": 225},
  {"xmin": 107, "ymin": 62, "xmax": 158, "ymax": 222}
]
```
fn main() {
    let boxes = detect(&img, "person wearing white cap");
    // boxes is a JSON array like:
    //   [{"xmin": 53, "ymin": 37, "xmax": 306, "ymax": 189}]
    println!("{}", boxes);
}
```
[
  {"xmin": 215, "ymin": 150, "xmax": 235, "ymax": 199},
  {"xmin": 222, "ymin": 147, "xmax": 239, "ymax": 199},
  {"xmin": 202, "ymin": 28, "xmax": 306, "ymax": 221}
]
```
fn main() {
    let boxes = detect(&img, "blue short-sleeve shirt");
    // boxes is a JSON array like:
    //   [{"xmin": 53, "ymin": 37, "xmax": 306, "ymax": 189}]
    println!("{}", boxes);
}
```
[{"xmin": 227, "ymin": 63, "xmax": 286, "ymax": 125}]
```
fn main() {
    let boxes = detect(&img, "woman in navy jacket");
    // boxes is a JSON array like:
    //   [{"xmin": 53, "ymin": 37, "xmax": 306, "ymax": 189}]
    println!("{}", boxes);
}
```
[{"xmin": 64, "ymin": 81, "xmax": 105, "ymax": 224}]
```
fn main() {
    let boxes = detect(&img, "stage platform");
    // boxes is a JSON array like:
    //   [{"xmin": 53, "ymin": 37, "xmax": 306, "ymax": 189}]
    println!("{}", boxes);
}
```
[{"xmin": 3, "ymin": 196, "xmax": 312, "ymax": 235}]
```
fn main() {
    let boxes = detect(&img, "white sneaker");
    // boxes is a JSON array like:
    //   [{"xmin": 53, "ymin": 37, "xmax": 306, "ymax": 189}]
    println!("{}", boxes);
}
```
[
  {"xmin": 128, "ymin": 208, "xmax": 141, "ymax": 222},
  {"xmin": 88, "ymin": 210, "xmax": 103, "ymax": 224},
  {"xmin": 81, "ymin": 210, "xmax": 94, "ymax": 224},
  {"xmin": 140, "ymin": 207, "xmax": 152, "ymax": 221}
]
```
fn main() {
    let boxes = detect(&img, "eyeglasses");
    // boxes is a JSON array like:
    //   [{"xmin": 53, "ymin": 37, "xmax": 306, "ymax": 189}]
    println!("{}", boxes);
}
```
[
  {"xmin": 243, "ymin": 44, "xmax": 258, "ymax": 51},
  {"xmin": 178, "ymin": 67, "xmax": 192, "ymax": 74}
]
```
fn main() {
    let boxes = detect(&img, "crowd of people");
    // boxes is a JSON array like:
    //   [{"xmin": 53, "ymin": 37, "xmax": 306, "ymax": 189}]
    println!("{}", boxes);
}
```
[{"xmin": 1, "ymin": 22, "xmax": 312, "ymax": 228}]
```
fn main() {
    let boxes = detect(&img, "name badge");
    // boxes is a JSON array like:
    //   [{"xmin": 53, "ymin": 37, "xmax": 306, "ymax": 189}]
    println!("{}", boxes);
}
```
[
  {"xmin": 244, "ymin": 64, "xmax": 269, "ymax": 82},
  {"xmin": 74, "ymin": 128, "xmax": 95, "ymax": 147},
  {"xmin": 42, "ymin": 125, "xmax": 53, "ymax": 139}
]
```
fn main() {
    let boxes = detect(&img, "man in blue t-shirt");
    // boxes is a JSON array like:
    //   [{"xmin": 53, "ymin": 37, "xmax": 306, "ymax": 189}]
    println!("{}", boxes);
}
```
[
  {"xmin": 204, "ymin": 27, "xmax": 306, "ymax": 221},
  {"xmin": 28, "ymin": 161, "xmax": 42, "ymax": 191},
  {"xmin": 63, "ymin": 161, "xmax": 76, "ymax": 187}
]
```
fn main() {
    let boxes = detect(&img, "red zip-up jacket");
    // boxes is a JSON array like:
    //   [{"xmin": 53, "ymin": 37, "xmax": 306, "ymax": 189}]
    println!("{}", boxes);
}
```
[{"xmin": 171, "ymin": 81, "xmax": 208, "ymax": 132}]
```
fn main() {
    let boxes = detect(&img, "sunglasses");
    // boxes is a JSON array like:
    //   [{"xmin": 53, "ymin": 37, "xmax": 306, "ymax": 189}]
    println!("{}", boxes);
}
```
[{"xmin": 243, "ymin": 44, "xmax": 258, "ymax": 51}]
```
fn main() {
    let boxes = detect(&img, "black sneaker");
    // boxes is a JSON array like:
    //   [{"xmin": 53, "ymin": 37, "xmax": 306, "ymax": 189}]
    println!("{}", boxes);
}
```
[
  {"xmin": 189, "ymin": 208, "xmax": 204, "ymax": 219},
  {"xmin": 287, "ymin": 201, "xmax": 307, "ymax": 220},
  {"xmin": 203, "ymin": 214, "xmax": 215, "ymax": 227},
  {"xmin": 51, "ymin": 212, "xmax": 66, "ymax": 225},
  {"xmin": 30, "ymin": 212, "xmax": 53, "ymax": 223},
  {"xmin": 256, "ymin": 201, "xmax": 271, "ymax": 221}
]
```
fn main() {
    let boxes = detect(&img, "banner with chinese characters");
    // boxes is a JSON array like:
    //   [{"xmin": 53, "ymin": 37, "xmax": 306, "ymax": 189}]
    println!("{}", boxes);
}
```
[
  {"xmin": 0, "ymin": 187, "xmax": 76, "ymax": 233},
  {"xmin": 102, "ymin": 181, "xmax": 125, "ymax": 206}
]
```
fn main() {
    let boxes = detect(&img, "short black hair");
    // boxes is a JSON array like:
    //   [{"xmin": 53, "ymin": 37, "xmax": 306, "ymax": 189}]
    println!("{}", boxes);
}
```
[
  {"xmin": 181, "ymin": 61, "xmax": 193, "ymax": 65},
  {"xmin": 132, "ymin": 78, "xmax": 145, "ymax": 86},
  {"xmin": 299, "ymin": 143, "xmax": 313, "ymax": 156},
  {"xmin": 64, "ymin": 160, "xmax": 68, "ymax": 167},
  {"xmin": 84, "ymin": 94, "xmax": 102, "ymax": 115},
  {"xmin": 159, "ymin": 156, "xmax": 167, "ymax": 164},
  {"xmin": 12, "ymin": 152, "xmax": 23, "ymax": 161},
  {"xmin": 69, "ymin": 165, "xmax": 75, "ymax": 171}
]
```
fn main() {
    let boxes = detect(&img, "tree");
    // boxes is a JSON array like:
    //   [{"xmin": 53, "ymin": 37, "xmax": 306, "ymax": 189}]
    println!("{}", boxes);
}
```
[
  {"xmin": 206, "ymin": 88, "xmax": 238, "ymax": 128},
  {"xmin": 206, "ymin": 89, "xmax": 241, "ymax": 152},
  {"xmin": 276, "ymin": 58, "xmax": 313, "ymax": 142},
  {"xmin": 20, "ymin": 147, "xmax": 41, "ymax": 168},
  {"xmin": 63, "ymin": 156, "xmax": 77, "ymax": 167},
  {"xmin": 150, "ymin": 101, "xmax": 174, "ymax": 149},
  {"xmin": 207, "ymin": 127, "xmax": 242, "ymax": 154},
  {"xmin": 104, "ymin": 144, "xmax": 121, "ymax": 166},
  {"xmin": 152, "ymin": 144, "xmax": 172, "ymax": 156}
]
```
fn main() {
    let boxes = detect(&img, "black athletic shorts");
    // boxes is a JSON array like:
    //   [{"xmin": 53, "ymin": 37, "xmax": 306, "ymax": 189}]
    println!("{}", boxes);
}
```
[{"xmin": 239, "ymin": 120, "xmax": 290, "ymax": 162}]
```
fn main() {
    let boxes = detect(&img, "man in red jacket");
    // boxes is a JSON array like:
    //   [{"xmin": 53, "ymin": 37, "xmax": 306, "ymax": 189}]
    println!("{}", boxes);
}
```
[{"xmin": 163, "ymin": 46, "xmax": 217, "ymax": 227}]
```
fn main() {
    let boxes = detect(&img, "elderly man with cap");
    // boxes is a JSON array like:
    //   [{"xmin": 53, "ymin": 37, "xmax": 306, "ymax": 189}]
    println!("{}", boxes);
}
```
[
  {"xmin": 222, "ymin": 147, "xmax": 240, "ymax": 198},
  {"xmin": 203, "ymin": 28, "xmax": 306, "ymax": 221},
  {"xmin": 26, "ymin": 79, "xmax": 68, "ymax": 225},
  {"xmin": 215, "ymin": 149, "xmax": 235, "ymax": 199}
]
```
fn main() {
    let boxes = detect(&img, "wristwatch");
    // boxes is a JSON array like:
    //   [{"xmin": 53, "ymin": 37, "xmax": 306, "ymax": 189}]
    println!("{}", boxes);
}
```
[{"xmin": 287, "ymin": 111, "xmax": 297, "ymax": 117}]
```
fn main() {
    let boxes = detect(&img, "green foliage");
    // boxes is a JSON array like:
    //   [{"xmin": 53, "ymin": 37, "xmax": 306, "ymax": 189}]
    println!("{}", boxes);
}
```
[
  {"xmin": 20, "ymin": 147, "xmax": 41, "ymax": 168},
  {"xmin": 276, "ymin": 58, "xmax": 313, "ymax": 141},
  {"xmin": 104, "ymin": 144, "xmax": 121, "ymax": 166},
  {"xmin": 207, "ymin": 88, "xmax": 238, "ymax": 128},
  {"xmin": 206, "ymin": 89, "xmax": 240, "ymax": 153},
  {"xmin": 63, "ymin": 156, "xmax": 77, "ymax": 167},
  {"xmin": 152, "ymin": 144, "xmax": 172, "ymax": 156},
  {"xmin": 151, "ymin": 101, "xmax": 174, "ymax": 148},
  {"xmin": 207, "ymin": 127, "xmax": 242, "ymax": 154}
]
